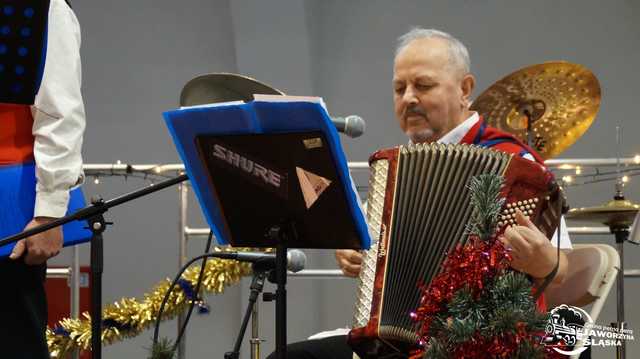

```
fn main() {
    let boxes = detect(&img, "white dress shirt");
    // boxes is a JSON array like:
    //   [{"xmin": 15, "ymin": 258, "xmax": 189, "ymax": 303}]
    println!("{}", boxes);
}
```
[
  {"xmin": 437, "ymin": 111, "xmax": 480, "ymax": 145},
  {"xmin": 31, "ymin": 0, "xmax": 85, "ymax": 218}
]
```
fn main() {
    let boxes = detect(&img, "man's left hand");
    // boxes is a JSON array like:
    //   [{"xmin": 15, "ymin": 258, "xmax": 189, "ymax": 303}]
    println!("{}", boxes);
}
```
[
  {"xmin": 9, "ymin": 217, "xmax": 63, "ymax": 265},
  {"xmin": 499, "ymin": 209, "xmax": 557, "ymax": 280}
]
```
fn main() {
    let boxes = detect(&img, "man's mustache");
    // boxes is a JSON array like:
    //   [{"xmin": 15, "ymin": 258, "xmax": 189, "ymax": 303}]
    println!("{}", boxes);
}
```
[{"xmin": 404, "ymin": 105, "xmax": 427, "ymax": 118}]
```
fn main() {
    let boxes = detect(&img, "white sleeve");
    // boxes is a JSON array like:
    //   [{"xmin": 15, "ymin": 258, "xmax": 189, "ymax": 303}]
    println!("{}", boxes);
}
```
[
  {"xmin": 551, "ymin": 216, "xmax": 572, "ymax": 249},
  {"xmin": 31, "ymin": 0, "xmax": 85, "ymax": 218}
]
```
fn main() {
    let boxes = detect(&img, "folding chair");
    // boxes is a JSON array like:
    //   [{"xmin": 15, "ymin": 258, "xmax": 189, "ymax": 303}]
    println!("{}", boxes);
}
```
[{"xmin": 544, "ymin": 243, "xmax": 620, "ymax": 358}]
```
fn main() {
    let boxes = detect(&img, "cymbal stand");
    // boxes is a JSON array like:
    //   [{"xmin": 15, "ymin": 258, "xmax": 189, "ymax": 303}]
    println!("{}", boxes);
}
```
[
  {"xmin": 610, "ymin": 218, "xmax": 628, "ymax": 359},
  {"xmin": 612, "ymin": 126, "xmax": 627, "ymax": 359}
]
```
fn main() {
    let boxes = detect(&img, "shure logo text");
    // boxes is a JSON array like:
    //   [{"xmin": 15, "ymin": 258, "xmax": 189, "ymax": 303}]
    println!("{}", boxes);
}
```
[{"xmin": 213, "ymin": 144, "xmax": 282, "ymax": 188}]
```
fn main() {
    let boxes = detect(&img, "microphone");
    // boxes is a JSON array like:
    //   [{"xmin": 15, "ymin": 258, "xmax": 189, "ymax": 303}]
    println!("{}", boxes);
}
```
[
  {"xmin": 331, "ymin": 115, "xmax": 366, "ymax": 138},
  {"xmin": 210, "ymin": 249, "xmax": 307, "ymax": 272}
]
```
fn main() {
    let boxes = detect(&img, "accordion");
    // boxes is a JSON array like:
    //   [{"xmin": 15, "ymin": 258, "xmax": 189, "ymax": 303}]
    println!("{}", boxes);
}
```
[{"xmin": 348, "ymin": 143, "xmax": 564, "ymax": 358}]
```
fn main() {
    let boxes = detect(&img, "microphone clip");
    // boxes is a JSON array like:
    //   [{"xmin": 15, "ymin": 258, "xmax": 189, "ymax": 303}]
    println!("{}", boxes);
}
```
[{"xmin": 251, "ymin": 257, "xmax": 276, "ymax": 273}]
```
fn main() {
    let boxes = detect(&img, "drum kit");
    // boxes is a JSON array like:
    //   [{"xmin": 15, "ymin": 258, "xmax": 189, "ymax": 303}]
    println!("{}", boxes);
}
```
[{"xmin": 471, "ymin": 61, "xmax": 638, "ymax": 359}]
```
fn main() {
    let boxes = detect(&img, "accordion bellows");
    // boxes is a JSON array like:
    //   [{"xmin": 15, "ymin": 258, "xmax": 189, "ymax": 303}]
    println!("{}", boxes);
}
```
[{"xmin": 349, "ymin": 143, "xmax": 562, "ymax": 358}]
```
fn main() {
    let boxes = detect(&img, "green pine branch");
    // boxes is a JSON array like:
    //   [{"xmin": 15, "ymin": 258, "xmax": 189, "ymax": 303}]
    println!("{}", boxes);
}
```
[
  {"xmin": 424, "ymin": 337, "xmax": 449, "ymax": 359},
  {"xmin": 148, "ymin": 337, "xmax": 176, "ymax": 359},
  {"xmin": 466, "ymin": 174, "xmax": 505, "ymax": 241},
  {"xmin": 429, "ymin": 272, "xmax": 548, "ymax": 356},
  {"xmin": 421, "ymin": 174, "xmax": 548, "ymax": 357},
  {"xmin": 513, "ymin": 340, "xmax": 546, "ymax": 359}
]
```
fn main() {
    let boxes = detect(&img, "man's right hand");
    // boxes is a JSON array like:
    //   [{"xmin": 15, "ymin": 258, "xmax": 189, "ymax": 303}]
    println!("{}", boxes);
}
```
[
  {"xmin": 10, "ymin": 217, "xmax": 63, "ymax": 265},
  {"xmin": 335, "ymin": 249, "xmax": 363, "ymax": 277}
]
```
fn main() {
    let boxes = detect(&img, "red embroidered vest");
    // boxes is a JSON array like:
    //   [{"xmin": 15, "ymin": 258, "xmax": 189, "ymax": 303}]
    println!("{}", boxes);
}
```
[
  {"xmin": 0, "ymin": 104, "xmax": 35, "ymax": 165},
  {"xmin": 0, "ymin": 0, "xmax": 50, "ymax": 165}
]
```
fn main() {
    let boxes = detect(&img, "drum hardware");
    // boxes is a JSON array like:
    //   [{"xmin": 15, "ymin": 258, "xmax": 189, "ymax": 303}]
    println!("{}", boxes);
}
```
[
  {"xmin": 180, "ymin": 72, "xmax": 284, "ymax": 107},
  {"xmin": 565, "ymin": 128, "xmax": 637, "ymax": 359}
]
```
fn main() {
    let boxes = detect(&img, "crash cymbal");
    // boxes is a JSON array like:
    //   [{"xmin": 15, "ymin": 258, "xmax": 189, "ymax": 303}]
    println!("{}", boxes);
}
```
[
  {"xmin": 567, "ymin": 199, "xmax": 640, "ymax": 228},
  {"xmin": 179, "ymin": 73, "xmax": 284, "ymax": 107},
  {"xmin": 470, "ymin": 62, "xmax": 601, "ymax": 159}
]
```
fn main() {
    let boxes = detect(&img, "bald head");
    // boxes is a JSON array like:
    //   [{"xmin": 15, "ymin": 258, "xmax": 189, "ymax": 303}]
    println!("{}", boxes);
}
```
[{"xmin": 395, "ymin": 28, "xmax": 470, "ymax": 79}]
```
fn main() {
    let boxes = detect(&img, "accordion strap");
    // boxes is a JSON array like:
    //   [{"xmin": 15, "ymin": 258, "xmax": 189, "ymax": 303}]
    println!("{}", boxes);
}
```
[
  {"xmin": 532, "ymin": 198, "xmax": 564, "ymax": 301},
  {"xmin": 471, "ymin": 120, "xmax": 546, "ymax": 164}
]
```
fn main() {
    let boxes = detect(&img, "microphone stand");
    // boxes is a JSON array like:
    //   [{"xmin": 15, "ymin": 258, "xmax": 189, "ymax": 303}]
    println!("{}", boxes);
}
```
[
  {"xmin": 266, "ymin": 221, "xmax": 298, "ymax": 359},
  {"xmin": 0, "ymin": 174, "xmax": 188, "ymax": 359},
  {"xmin": 225, "ymin": 261, "xmax": 271, "ymax": 359}
]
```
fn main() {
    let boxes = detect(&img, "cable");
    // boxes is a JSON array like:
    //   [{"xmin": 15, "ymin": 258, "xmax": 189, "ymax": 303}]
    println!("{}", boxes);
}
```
[
  {"xmin": 569, "ymin": 166, "xmax": 640, "ymax": 179},
  {"xmin": 576, "ymin": 171, "xmax": 640, "ymax": 186},
  {"xmin": 151, "ymin": 231, "xmax": 215, "ymax": 354},
  {"xmin": 172, "ymin": 230, "xmax": 214, "ymax": 352}
]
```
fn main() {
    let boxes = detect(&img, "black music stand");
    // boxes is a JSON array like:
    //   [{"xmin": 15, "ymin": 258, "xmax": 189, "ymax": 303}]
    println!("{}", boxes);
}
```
[{"xmin": 164, "ymin": 97, "xmax": 371, "ymax": 358}]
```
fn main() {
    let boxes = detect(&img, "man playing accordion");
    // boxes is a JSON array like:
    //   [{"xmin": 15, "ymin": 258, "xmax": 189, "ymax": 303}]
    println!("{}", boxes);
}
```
[{"xmin": 269, "ymin": 28, "xmax": 571, "ymax": 359}]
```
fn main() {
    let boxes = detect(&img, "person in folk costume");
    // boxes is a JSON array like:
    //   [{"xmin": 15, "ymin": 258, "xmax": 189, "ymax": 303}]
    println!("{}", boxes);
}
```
[
  {"xmin": 268, "ymin": 28, "xmax": 572, "ymax": 359},
  {"xmin": 0, "ymin": 0, "xmax": 87, "ymax": 356}
]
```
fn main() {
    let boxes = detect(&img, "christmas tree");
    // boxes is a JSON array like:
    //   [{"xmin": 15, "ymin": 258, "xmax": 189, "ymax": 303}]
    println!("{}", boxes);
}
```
[{"xmin": 412, "ymin": 174, "xmax": 561, "ymax": 359}]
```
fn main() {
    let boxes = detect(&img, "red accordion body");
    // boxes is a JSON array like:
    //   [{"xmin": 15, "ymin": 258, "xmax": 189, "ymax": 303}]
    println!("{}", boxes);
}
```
[{"xmin": 348, "ymin": 143, "xmax": 563, "ymax": 358}]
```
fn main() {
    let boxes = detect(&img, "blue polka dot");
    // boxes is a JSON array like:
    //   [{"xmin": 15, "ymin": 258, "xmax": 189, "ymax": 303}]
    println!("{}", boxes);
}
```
[
  {"xmin": 0, "ymin": 44, "xmax": 7, "ymax": 54},
  {"xmin": 3, "ymin": 6, "xmax": 14, "ymax": 16},
  {"xmin": 20, "ymin": 27, "xmax": 31, "ymax": 37},
  {"xmin": 15, "ymin": 65, "xmax": 24, "ymax": 75},
  {"xmin": 11, "ymin": 83, "xmax": 23, "ymax": 93},
  {"xmin": 18, "ymin": 46, "xmax": 27, "ymax": 57},
  {"xmin": 24, "ymin": 8, "xmax": 35, "ymax": 18},
  {"xmin": 1, "ymin": 26, "xmax": 10, "ymax": 35}
]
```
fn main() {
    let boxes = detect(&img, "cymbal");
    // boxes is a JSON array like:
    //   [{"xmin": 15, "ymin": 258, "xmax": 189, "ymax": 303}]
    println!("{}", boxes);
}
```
[
  {"xmin": 566, "ymin": 199, "xmax": 640, "ymax": 228},
  {"xmin": 179, "ymin": 73, "xmax": 284, "ymax": 107},
  {"xmin": 470, "ymin": 62, "xmax": 601, "ymax": 159}
]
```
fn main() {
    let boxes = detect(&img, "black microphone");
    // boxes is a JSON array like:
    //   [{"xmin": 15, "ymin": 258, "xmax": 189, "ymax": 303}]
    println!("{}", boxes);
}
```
[
  {"xmin": 210, "ymin": 249, "xmax": 306, "ymax": 272},
  {"xmin": 331, "ymin": 115, "xmax": 366, "ymax": 138}
]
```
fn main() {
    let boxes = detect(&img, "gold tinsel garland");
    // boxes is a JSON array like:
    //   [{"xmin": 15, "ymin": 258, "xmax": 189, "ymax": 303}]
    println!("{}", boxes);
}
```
[{"xmin": 46, "ymin": 248, "xmax": 253, "ymax": 358}]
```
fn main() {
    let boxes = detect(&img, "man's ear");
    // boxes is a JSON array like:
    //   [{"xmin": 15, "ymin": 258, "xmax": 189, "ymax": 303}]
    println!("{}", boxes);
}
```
[{"xmin": 460, "ymin": 73, "xmax": 475, "ymax": 108}]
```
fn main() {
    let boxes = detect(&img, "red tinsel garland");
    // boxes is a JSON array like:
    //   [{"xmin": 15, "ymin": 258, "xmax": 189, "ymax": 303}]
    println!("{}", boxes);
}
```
[
  {"xmin": 411, "ymin": 235, "xmax": 567, "ymax": 358},
  {"xmin": 414, "ymin": 235, "xmax": 511, "ymax": 337}
]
